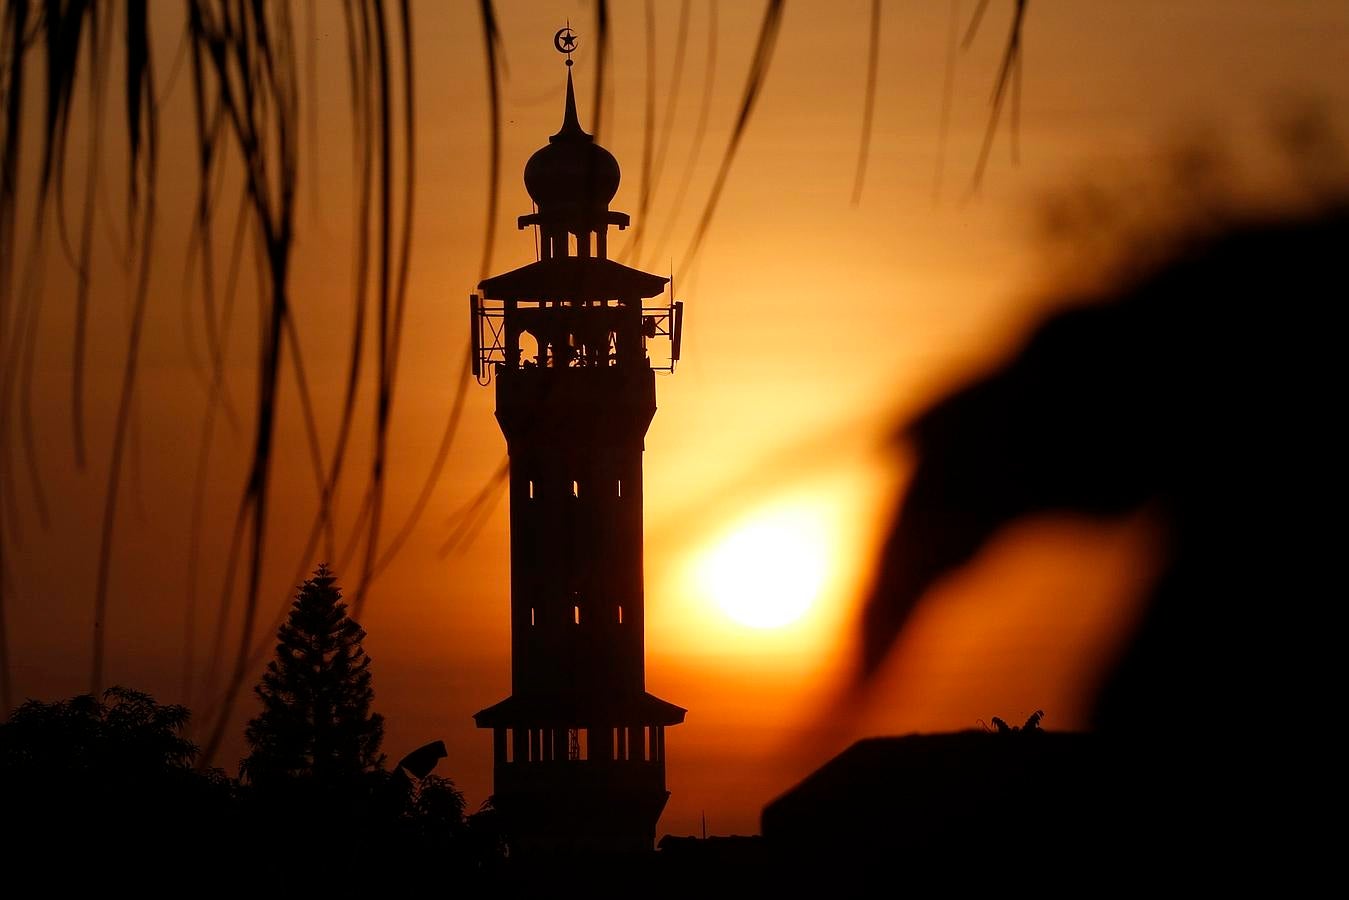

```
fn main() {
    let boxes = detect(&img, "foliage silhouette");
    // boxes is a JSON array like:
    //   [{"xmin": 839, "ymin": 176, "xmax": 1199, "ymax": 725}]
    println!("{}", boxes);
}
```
[
  {"xmin": 1, "ymin": 688, "xmax": 482, "ymax": 877},
  {"xmin": 243, "ymin": 564, "xmax": 385, "ymax": 784},
  {"xmin": 986, "ymin": 708, "xmax": 1043, "ymax": 733},
  {"xmin": 2, "ymin": 684, "xmax": 199, "ymax": 775},
  {"xmin": 402, "ymin": 772, "xmax": 469, "ymax": 845},
  {"xmin": 855, "ymin": 200, "xmax": 1347, "ymax": 874},
  {"xmin": 397, "ymin": 737, "xmax": 449, "ymax": 779},
  {"xmin": 0, "ymin": 686, "xmax": 234, "ymax": 867}
]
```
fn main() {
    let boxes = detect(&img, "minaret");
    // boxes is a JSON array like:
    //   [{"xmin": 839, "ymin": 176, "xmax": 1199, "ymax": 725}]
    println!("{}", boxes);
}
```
[{"xmin": 470, "ymin": 29, "xmax": 686, "ymax": 854}]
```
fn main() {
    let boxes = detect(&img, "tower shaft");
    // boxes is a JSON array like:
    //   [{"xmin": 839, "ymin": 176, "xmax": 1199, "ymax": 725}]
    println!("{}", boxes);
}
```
[{"xmin": 471, "ymin": 53, "xmax": 685, "ymax": 855}]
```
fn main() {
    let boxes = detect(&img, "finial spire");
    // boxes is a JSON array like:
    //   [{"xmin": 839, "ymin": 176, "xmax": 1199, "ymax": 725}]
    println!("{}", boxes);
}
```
[{"xmin": 550, "ymin": 25, "xmax": 590, "ymax": 143}]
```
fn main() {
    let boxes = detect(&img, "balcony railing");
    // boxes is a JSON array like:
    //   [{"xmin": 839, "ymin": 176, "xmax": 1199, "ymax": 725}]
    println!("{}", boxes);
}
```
[
  {"xmin": 495, "ymin": 757, "xmax": 666, "ymax": 794},
  {"xmin": 470, "ymin": 294, "xmax": 682, "ymax": 382}
]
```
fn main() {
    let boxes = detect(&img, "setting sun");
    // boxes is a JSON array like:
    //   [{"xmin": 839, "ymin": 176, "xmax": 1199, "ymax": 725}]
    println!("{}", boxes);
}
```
[{"xmin": 694, "ymin": 506, "xmax": 831, "ymax": 629}]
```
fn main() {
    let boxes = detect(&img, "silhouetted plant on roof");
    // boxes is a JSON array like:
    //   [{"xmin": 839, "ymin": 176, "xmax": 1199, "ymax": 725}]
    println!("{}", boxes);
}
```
[{"xmin": 984, "ymin": 709, "xmax": 1044, "ymax": 733}]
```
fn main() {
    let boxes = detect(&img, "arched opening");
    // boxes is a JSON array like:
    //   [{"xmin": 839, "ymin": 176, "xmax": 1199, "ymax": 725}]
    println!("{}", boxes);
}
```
[{"xmin": 518, "ymin": 330, "xmax": 540, "ymax": 367}]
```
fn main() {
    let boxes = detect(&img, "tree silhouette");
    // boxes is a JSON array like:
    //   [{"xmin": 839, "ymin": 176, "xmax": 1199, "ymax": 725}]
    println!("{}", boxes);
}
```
[
  {"xmin": 243, "ymin": 565, "xmax": 385, "ymax": 784},
  {"xmin": 1, "ymin": 685, "xmax": 199, "ymax": 777},
  {"xmin": 1, "ymin": 687, "xmax": 233, "ymax": 867}
]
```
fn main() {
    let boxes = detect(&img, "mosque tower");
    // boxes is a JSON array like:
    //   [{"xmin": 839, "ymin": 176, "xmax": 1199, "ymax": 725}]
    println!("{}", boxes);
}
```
[{"xmin": 470, "ymin": 28, "xmax": 686, "ymax": 853}]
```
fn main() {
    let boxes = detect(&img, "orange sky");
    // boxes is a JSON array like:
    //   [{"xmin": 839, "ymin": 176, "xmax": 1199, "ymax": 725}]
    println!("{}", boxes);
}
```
[{"xmin": 5, "ymin": 1, "xmax": 1349, "ymax": 836}]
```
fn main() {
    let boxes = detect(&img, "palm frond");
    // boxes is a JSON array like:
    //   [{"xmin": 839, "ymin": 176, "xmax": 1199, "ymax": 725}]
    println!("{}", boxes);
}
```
[
  {"xmin": 851, "ymin": 0, "xmax": 881, "ymax": 205},
  {"xmin": 677, "ymin": 0, "xmax": 784, "ymax": 281},
  {"xmin": 625, "ymin": 0, "xmax": 689, "ymax": 265},
  {"xmin": 647, "ymin": 0, "xmax": 717, "ymax": 270},
  {"xmin": 590, "ymin": 0, "xmax": 608, "ymax": 141},
  {"xmin": 968, "ymin": 0, "xmax": 1027, "ymax": 193}
]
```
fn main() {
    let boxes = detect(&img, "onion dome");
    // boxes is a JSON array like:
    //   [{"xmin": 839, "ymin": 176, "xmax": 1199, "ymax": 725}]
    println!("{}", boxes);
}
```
[{"xmin": 523, "ymin": 70, "xmax": 621, "ymax": 219}]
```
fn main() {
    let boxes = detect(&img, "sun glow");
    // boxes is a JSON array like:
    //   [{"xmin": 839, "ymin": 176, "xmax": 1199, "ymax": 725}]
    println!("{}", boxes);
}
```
[{"xmin": 693, "ymin": 504, "xmax": 831, "ymax": 629}]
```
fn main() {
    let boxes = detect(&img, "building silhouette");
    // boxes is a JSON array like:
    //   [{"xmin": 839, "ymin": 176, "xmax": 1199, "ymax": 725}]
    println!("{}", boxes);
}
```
[{"xmin": 470, "ymin": 38, "xmax": 686, "ymax": 854}]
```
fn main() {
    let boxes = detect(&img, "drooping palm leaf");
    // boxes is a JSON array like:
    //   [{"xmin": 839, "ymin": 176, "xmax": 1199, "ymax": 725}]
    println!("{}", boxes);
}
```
[
  {"xmin": 968, "ymin": 0, "xmax": 1027, "ymax": 193},
  {"xmin": 647, "ymin": 0, "xmax": 717, "ymax": 271},
  {"xmin": 677, "ymin": 0, "xmax": 784, "ymax": 280},
  {"xmin": 624, "ymin": 0, "xmax": 689, "ymax": 265},
  {"xmin": 850, "ymin": 0, "xmax": 881, "ymax": 205}
]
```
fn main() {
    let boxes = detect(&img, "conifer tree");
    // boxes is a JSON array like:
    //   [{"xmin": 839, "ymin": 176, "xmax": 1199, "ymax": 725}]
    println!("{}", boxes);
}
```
[{"xmin": 243, "ymin": 565, "xmax": 385, "ymax": 783}]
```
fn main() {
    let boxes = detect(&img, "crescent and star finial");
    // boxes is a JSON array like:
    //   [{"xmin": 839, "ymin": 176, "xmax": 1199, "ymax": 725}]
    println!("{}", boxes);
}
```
[{"xmin": 554, "ymin": 24, "xmax": 578, "ymax": 66}]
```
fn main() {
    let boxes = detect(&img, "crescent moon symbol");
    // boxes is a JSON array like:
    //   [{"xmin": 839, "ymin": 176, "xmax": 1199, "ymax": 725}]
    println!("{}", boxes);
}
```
[{"xmin": 554, "ymin": 27, "xmax": 578, "ymax": 54}]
